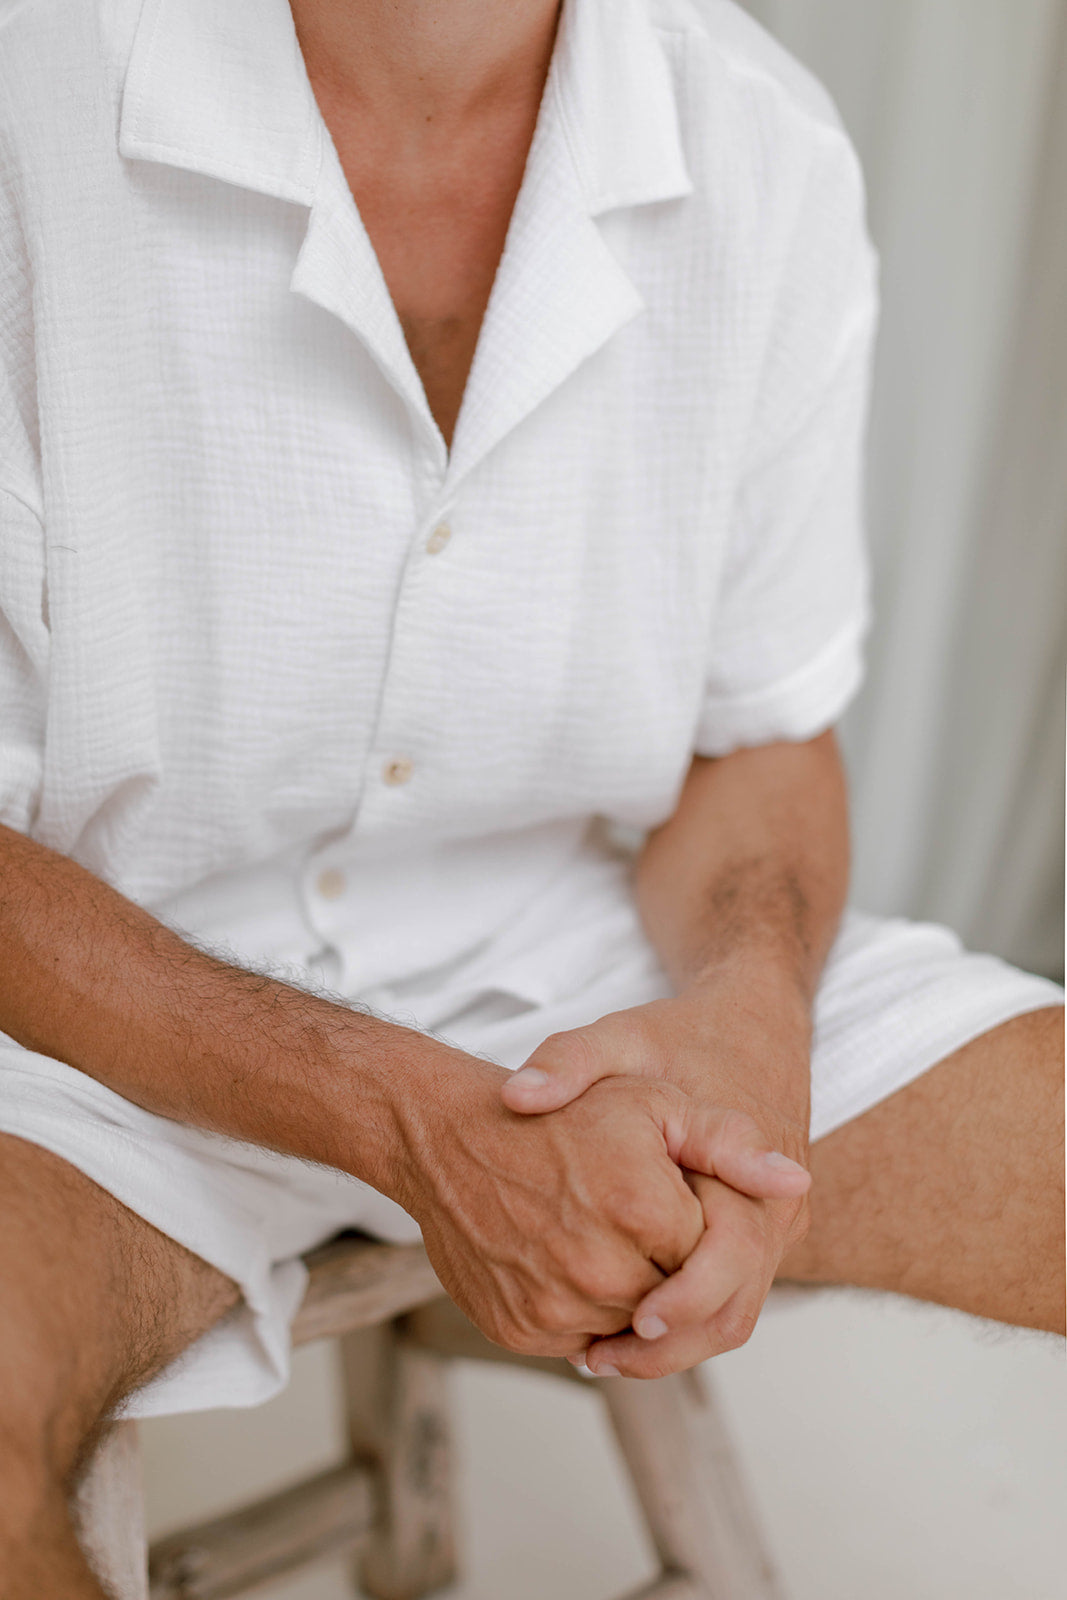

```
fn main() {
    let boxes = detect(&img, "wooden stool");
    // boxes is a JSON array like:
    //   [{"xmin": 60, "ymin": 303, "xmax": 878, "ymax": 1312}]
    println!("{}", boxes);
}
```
[{"xmin": 74, "ymin": 1234, "xmax": 784, "ymax": 1600}]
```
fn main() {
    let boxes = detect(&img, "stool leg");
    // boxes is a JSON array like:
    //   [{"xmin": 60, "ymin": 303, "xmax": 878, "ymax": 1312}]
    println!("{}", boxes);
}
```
[
  {"xmin": 603, "ymin": 1369, "xmax": 785, "ymax": 1600},
  {"xmin": 72, "ymin": 1419, "xmax": 149, "ymax": 1600},
  {"xmin": 340, "ymin": 1320, "xmax": 459, "ymax": 1600}
]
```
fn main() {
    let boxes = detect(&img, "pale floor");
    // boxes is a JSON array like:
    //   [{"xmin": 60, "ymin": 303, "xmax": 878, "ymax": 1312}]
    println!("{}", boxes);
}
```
[{"xmin": 140, "ymin": 1287, "xmax": 1066, "ymax": 1600}]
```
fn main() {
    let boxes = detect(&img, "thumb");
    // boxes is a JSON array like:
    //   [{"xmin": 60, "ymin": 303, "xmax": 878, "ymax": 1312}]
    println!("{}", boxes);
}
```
[
  {"xmin": 664, "ymin": 1103, "xmax": 812, "ymax": 1200},
  {"xmin": 500, "ymin": 1028, "xmax": 611, "ymax": 1114}
]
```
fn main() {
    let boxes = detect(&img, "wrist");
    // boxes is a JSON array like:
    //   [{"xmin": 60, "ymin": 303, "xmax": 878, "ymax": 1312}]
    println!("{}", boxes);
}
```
[
  {"xmin": 655, "ymin": 970, "xmax": 813, "ymax": 1151},
  {"xmin": 332, "ymin": 1020, "xmax": 506, "ymax": 1217},
  {"xmin": 680, "ymin": 951, "xmax": 814, "ymax": 1046},
  {"xmin": 258, "ymin": 1006, "xmax": 446, "ymax": 1203}
]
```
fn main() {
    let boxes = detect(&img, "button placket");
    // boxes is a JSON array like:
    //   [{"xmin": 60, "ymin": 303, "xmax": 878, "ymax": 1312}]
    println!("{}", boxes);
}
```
[{"xmin": 362, "ymin": 498, "xmax": 452, "ymax": 821}]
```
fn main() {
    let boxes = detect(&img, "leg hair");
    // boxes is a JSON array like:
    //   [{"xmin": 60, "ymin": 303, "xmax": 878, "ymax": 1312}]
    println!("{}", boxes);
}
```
[
  {"xmin": 0, "ymin": 1133, "xmax": 239, "ymax": 1597},
  {"xmin": 780, "ymin": 1007, "xmax": 1065, "ymax": 1333}
]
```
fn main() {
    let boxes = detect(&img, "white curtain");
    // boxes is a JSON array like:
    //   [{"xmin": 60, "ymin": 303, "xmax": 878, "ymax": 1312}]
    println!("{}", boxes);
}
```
[{"xmin": 737, "ymin": 0, "xmax": 1066, "ymax": 979}]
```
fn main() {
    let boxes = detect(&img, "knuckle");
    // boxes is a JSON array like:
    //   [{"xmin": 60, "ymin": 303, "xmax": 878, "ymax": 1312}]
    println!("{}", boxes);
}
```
[
  {"xmin": 605, "ymin": 1183, "xmax": 652, "ymax": 1239},
  {"xmin": 644, "ymin": 1179, "xmax": 701, "ymax": 1255},
  {"xmin": 621, "ymin": 1347, "xmax": 684, "ymax": 1382},
  {"xmin": 640, "ymin": 1078, "xmax": 683, "ymax": 1112},
  {"xmin": 482, "ymin": 1314, "xmax": 520, "ymax": 1353},
  {"xmin": 715, "ymin": 1301, "xmax": 760, "ymax": 1352},
  {"xmin": 647, "ymin": 1079, "xmax": 702, "ymax": 1126},
  {"xmin": 785, "ymin": 1198, "xmax": 812, "ymax": 1248},
  {"xmin": 571, "ymin": 1257, "xmax": 628, "ymax": 1306},
  {"xmin": 493, "ymin": 1319, "xmax": 542, "ymax": 1356},
  {"xmin": 482, "ymin": 1291, "xmax": 542, "ymax": 1355},
  {"xmin": 532, "ymin": 1293, "xmax": 581, "ymax": 1337},
  {"xmin": 719, "ymin": 1107, "xmax": 761, "ymax": 1145},
  {"xmin": 480, "ymin": 1304, "xmax": 522, "ymax": 1352},
  {"xmin": 642, "ymin": 1356, "xmax": 681, "ymax": 1381},
  {"xmin": 736, "ymin": 1210, "xmax": 769, "ymax": 1260},
  {"xmin": 718, "ymin": 1194, "xmax": 767, "ymax": 1257},
  {"xmin": 539, "ymin": 1029, "xmax": 598, "ymax": 1073},
  {"xmin": 566, "ymin": 1236, "xmax": 657, "ymax": 1310}
]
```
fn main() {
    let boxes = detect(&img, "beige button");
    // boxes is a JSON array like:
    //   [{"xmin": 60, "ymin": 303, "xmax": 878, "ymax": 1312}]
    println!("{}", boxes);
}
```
[
  {"xmin": 315, "ymin": 867, "xmax": 346, "ymax": 901},
  {"xmin": 382, "ymin": 756, "xmax": 414, "ymax": 787},
  {"xmin": 426, "ymin": 523, "xmax": 452, "ymax": 555}
]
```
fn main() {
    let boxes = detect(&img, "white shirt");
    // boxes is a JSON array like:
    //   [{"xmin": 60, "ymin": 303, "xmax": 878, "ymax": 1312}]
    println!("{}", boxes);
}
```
[{"xmin": 0, "ymin": 0, "xmax": 877, "ymax": 1003}]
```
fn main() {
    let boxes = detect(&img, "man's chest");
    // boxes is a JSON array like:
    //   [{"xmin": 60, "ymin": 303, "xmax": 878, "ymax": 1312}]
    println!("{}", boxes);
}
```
[
  {"xmin": 309, "ymin": 85, "xmax": 538, "ymax": 449},
  {"xmin": 38, "ymin": 184, "xmax": 746, "ymax": 865}
]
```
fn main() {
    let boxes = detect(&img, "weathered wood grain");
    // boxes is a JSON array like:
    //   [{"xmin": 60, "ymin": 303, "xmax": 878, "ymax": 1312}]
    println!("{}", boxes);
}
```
[
  {"xmin": 147, "ymin": 1463, "xmax": 374, "ymax": 1599},
  {"xmin": 603, "ymin": 1369, "xmax": 785, "ymax": 1600},
  {"xmin": 342, "ymin": 1323, "xmax": 459, "ymax": 1600},
  {"xmin": 616, "ymin": 1575, "xmax": 706, "ymax": 1600},
  {"xmin": 79, "ymin": 1237, "xmax": 785, "ymax": 1600},
  {"xmin": 403, "ymin": 1296, "xmax": 589, "ymax": 1385},
  {"xmin": 291, "ymin": 1235, "xmax": 444, "ymax": 1347}
]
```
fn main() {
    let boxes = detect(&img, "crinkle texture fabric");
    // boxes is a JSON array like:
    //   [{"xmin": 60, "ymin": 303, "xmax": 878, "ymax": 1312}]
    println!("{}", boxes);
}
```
[{"xmin": 1, "ymin": 0, "xmax": 874, "ymax": 993}]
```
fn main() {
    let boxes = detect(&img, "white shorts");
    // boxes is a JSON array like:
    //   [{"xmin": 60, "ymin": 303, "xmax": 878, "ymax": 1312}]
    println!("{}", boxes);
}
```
[{"xmin": 0, "ymin": 850, "xmax": 1060, "ymax": 1420}]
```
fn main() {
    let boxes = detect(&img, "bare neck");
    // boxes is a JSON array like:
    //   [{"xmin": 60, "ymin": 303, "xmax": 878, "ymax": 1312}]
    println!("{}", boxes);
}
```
[{"xmin": 290, "ymin": 0, "xmax": 563, "ymax": 128}]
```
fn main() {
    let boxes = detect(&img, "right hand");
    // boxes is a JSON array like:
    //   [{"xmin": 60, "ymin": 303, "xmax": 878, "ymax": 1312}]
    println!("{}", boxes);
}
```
[{"xmin": 388, "ymin": 1055, "xmax": 790, "ymax": 1360}]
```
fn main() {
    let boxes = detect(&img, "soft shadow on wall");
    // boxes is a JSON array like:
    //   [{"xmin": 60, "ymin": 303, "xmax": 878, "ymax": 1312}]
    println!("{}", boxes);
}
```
[{"xmin": 738, "ymin": 0, "xmax": 1066, "ymax": 981}]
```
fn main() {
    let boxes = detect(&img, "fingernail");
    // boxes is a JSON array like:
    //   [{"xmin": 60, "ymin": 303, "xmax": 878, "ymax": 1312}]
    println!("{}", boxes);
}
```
[
  {"xmin": 510, "ymin": 1067, "xmax": 550, "ymax": 1090},
  {"xmin": 592, "ymin": 1363, "xmax": 620, "ymax": 1378},
  {"xmin": 635, "ymin": 1314, "xmax": 669, "ymax": 1340},
  {"xmin": 568, "ymin": 1355, "xmax": 596, "ymax": 1377},
  {"xmin": 763, "ymin": 1151, "xmax": 808, "ymax": 1175}
]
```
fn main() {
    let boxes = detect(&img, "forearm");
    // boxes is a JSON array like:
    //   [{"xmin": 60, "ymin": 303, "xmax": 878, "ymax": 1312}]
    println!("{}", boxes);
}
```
[
  {"xmin": 633, "ymin": 731, "xmax": 849, "ymax": 1127},
  {"xmin": 500, "ymin": 735, "xmax": 847, "ymax": 1367},
  {"xmin": 637, "ymin": 731, "xmax": 849, "ymax": 1000},
  {"xmin": 2, "ymin": 827, "xmax": 763, "ymax": 1359},
  {"xmin": 0, "ymin": 822, "xmax": 470, "ymax": 1200}
]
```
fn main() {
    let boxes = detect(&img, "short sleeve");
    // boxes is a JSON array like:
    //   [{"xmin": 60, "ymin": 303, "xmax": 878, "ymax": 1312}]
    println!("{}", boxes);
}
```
[
  {"xmin": 694, "ymin": 131, "xmax": 879, "ymax": 758},
  {"xmin": 0, "ymin": 488, "xmax": 48, "ymax": 834}
]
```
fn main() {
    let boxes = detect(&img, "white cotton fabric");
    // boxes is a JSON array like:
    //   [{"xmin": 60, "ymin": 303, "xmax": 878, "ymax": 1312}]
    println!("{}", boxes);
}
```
[
  {"xmin": 0, "ymin": 0, "xmax": 876, "ymax": 953},
  {"xmin": 0, "ymin": 0, "xmax": 1061, "ymax": 1418}
]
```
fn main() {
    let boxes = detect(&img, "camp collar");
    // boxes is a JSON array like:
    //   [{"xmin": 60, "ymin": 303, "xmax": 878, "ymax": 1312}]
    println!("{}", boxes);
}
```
[{"xmin": 118, "ymin": 0, "xmax": 692, "ymax": 217}]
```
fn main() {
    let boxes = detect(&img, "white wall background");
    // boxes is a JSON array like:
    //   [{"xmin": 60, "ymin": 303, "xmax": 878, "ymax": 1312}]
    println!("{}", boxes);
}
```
[{"xmin": 142, "ymin": 4, "xmax": 1067, "ymax": 1595}]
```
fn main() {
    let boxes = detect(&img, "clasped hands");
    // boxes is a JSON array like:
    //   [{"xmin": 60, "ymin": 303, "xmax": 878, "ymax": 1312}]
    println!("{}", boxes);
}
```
[{"xmin": 398, "ymin": 985, "xmax": 814, "ymax": 1380}]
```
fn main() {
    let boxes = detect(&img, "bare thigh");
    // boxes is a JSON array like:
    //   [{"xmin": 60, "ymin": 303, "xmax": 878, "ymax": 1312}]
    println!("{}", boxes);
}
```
[
  {"xmin": 0, "ymin": 1132, "xmax": 239, "ymax": 1488},
  {"xmin": 780, "ymin": 1007, "xmax": 1065, "ymax": 1333}
]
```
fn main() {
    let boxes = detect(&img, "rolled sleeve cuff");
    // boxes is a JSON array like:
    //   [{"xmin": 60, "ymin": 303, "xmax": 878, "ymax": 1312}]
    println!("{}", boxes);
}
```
[{"xmin": 693, "ymin": 614, "xmax": 867, "ymax": 758}]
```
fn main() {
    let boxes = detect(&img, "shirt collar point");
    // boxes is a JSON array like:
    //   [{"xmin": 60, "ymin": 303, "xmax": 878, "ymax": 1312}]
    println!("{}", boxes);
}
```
[
  {"xmin": 117, "ymin": 0, "xmax": 320, "ymax": 208},
  {"xmin": 553, "ymin": 0, "xmax": 694, "ymax": 219},
  {"xmin": 585, "ymin": 174, "xmax": 695, "ymax": 219}
]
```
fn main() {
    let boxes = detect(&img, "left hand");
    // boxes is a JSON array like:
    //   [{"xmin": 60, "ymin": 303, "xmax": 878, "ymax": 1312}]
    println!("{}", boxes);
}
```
[{"xmin": 499, "ymin": 983, "xmax": 814, "ymax": 1377}]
